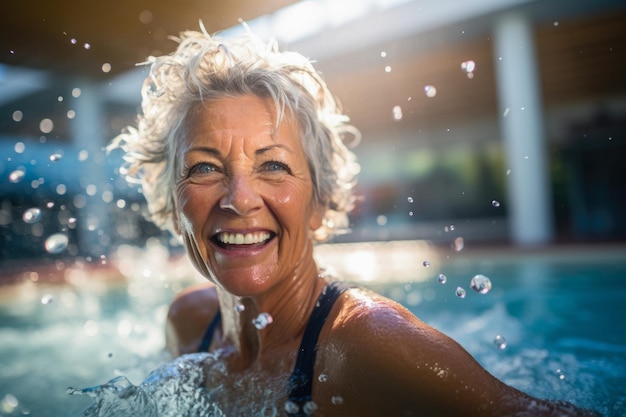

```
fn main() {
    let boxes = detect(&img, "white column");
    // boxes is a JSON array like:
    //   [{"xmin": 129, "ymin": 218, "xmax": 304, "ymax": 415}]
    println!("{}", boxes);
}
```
[
  {"xmin": 493, "ymin": 10, "xmax": 554, "ymax": 245},
  {"xmin": 69, "ymin": 79, "xmax": 111, "ymax": 258}
]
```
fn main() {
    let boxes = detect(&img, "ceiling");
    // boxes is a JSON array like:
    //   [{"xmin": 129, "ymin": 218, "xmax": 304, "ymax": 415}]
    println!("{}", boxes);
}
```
[
  {"xmin": 2, "ymin": 0, "xmax": 625, "ymax": 142},
  {"xmin": 1, "ymin": 0, "xmax": 297, "ymax": 78}
]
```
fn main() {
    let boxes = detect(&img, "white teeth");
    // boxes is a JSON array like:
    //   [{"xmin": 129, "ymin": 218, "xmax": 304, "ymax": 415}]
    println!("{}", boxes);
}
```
[{"xmin": 217, "ymin": 232, "xmax": 271, "ymax": 245}]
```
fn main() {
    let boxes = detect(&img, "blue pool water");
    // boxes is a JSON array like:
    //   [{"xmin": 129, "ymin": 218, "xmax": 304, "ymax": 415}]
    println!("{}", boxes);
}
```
[{"xmin": 0, "ymin": 242, "xmax": 624, "ymax": 416}]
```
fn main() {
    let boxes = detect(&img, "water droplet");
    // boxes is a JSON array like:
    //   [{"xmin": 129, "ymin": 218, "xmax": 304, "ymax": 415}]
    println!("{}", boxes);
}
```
[
  {"xmin": 22, "ymin": 208, "xmax": 42, "ymax": 224},
  {"xmin": 318, "ymin": 373, "xmax": 328, "ymax": 383},
  {"xmin": 453, "ymin": 237, "xmax": 464, "ymax": 252},
  {"xmin": 252, "ymin": 312, "xmax": 273, "ymax": 330},
  {"xmin": 303, "ymin": 401, "xmax": 317, "ymax": 415},
  {"xmin": 9, "ymin": 168, "xmax": 25, "ymax": 183},
  {"xmin": 407, "ymin": 196, "xmax": 414, "ymax": 203},
  {"xmin": 556, "ymin": 369, "xmax": 565, "ymax": 380},
  {"xmin": 470, "ymin": 274, "xmax": 492, "ymax": 294},
  {"xmin": 44, "ymin": 233, "xmax": 69, "ymax": 254},
  {"xmin": 39, "ymin": 118, "xmax": 54, "ymax": 134},
  {"xmin": 2, "ymin": 394, "xmax": 18, "ymax": 412},
  {"xmin": 14, "ymin": 141, "xmax": 25, "ymax": 153},
  {"xmin": 234, "ymin": 304, "xmax": 245, "ymax": 313},
  {"xmin": 83, "ymin": 42, "xmax": 91, "ymax": 49},
  {"xmin": 422, "ymin": 260, "xmax": 430, "ymax": 268},
  {"xmin": 380, "ymin": 51, "xmax": 387, "ymax": 58},
  {"xmin": 493, "ymin": 335, "xmax": 507, "ymax": 349},
  {"xmin": 284, "ymin": 401, "xmax": 299, "ymax": 414},
  {"xmin": 491, "ymin": 199, "xmax": 501, "ymax": 208},
  {"xmin": 46, "ymin": 201, "xmax": 55, "ymax": 209},
  {"xmin": 101, "ymin": 63, "xmax": 112, "ymax": 73},
  {"xmin": 424, "ymin": 85, "xmax": 437, "ymax": 98},
  {"xmin": 384, "ymin": 65, "xmax": 392, "ymax": 73},
  {"xmin": 455, "ymin": 287, "xmax": 466, "ymax": 298},
  {"xmin": 331, "ymin": 396, "xmax": 344, "ymax": 405},
  {"xmin": 461, "ymin": 60, "xmax": 476, "ymax": 79},
  {"xmin": 553, "ymin": 21, "xmax": 559, "ymax": 27},
  {"xmin": 392, "ymin": 105, "xmax": 403, "ymax": 121},
  {"xmin": 72, "ymin": 88, "xmax": 81, "ymax": 98},
  {"xmin": 376, "ymin": 215, "xmax": 387, "ymax": 226},
  {"xmin": 41, "ymin": 294, "xmax": 54, "ymax": 305},
  {"xmin": 437, "ymin": 274, "xmax": 447, "ymax": 284},
  {"xmin": 70, "ymin": 38, "xmax": 77, "ymax": 45},
  {"xmin": 49, "ymin": 153, "xmax": 62, "ymax": 162},
  {"xmin": 12, "ymin": 110, "xmax": 23, "ymax": 122}
]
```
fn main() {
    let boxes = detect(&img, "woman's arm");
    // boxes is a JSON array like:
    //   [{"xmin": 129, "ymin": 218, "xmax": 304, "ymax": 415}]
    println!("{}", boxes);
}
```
[{"xmin": 165, "ymin": 282, "xmax": 220, "ymax": 356}]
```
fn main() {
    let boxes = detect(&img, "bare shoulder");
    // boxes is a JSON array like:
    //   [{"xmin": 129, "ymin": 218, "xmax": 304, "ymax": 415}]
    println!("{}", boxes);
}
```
[
  {"xmin": 166, "ymin": 282, "xmax": 220, "ymax": 356},
  {"xmin": 318, "ymin": 287, "xmax": 599, "ymax": 417}
]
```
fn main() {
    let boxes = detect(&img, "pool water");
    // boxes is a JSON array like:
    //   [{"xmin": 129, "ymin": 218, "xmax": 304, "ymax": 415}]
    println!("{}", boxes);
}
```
[{"xmin": 0, "ymin": 242, "xmax": 624, "ymax": 416}]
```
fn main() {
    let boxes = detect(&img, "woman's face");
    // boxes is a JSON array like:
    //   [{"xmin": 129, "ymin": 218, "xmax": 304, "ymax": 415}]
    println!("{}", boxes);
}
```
[{"xmin": 175, "ymin": 95, "xmax": 323, "ymax": 296}]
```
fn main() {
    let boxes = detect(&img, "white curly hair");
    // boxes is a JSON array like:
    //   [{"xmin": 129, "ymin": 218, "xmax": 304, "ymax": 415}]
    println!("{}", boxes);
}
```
[{"xmin": 109, "ymin": 29, "xmax": 360, "ymax": 241}]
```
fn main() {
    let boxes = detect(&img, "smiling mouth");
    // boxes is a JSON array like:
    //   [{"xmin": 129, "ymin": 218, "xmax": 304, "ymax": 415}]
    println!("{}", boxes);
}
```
[{"xmin": 213, "ymin": 231, "xmax": 274, "ymax": 247}]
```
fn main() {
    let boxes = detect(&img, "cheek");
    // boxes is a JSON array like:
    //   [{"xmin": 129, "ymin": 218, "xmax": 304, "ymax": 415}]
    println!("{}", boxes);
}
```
[{"xmin": 175, "ymin": 185, "xmax": 209, "ymax": 231}]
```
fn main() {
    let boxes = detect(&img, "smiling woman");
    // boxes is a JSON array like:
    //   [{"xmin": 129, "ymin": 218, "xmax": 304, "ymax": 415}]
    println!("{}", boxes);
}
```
[{"xmin": 103, "ymin": 29, "xmax": 601, "ymax": 416}]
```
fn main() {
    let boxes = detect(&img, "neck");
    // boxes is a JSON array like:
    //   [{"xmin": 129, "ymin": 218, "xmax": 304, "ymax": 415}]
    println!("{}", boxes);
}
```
[{"xmin": 216, "ymin": 244, "xmax": 327, "ymax": 369}]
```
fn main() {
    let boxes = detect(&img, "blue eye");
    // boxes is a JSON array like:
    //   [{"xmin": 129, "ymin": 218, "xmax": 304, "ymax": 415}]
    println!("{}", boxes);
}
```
[
  {"xmin": 264, "ymin": 161, "xmax": 291, "ymax": 173},
  {"xmin": 188, "ymin": 162, "xmax": 216, "ymax": 177}
]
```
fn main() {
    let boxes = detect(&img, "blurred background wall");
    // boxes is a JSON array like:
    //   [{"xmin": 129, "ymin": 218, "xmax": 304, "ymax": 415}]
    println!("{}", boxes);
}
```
[{"xmin": 1, "ymin": 0, "xmax": 625, "ymax": 266}]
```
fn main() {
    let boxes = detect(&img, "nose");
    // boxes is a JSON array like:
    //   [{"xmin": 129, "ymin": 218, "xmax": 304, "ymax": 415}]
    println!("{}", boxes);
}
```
[{"xmin": 219, "ymin": 174, "xmax": 263, "ymax": 216}]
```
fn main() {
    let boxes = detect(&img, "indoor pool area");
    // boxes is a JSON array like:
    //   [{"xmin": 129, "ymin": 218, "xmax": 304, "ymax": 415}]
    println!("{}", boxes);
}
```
[
  {"xmin": 0, "ymin": 241, "xmax": 624, "ymax": 416},
  {"xmin": 2, "ymin": 0, "xmax": 626, "ymax": 416}
]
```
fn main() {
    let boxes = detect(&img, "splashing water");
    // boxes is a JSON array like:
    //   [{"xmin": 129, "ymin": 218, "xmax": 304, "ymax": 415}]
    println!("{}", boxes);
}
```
[
  {"xmin": 9, "ymin": 168, "xmax": 26, "ymax": 183},
  {"xmin": 44, "ymin": 233, "xmax": 69, "ymax": 254},
  {"xmin": 455, "ymin": 287, "xmax": 466, "ymax": 298},
  {"xmin": 494, "ymin": 335, "xmax": 507, "ymax": 350},
  {"xmin": 22, "ymin": 207, "xmax": 42, "ymax": 224},
  {"xmin": 252, "ymin": 313, "xmax": 273, "ymax": 330},
  {"xmin": 424, "ymin": 85, "xmax": 437, "ymax": 98},
  {"xmin": 70, "ymin": 353, "xmax": 225, "ymax": 417},
  {"xmin": 470, "ymin": 274, "xmax": 492, "ymax": 294}
]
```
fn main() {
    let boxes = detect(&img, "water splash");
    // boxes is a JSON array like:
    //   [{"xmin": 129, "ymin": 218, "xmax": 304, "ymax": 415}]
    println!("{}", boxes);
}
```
[
  {"xmin": 424, "ymin": 85, "xmax": 437, "ymax": 98},
  {"xmin": 9, "ymin": 168, "xmax": 26, "ymax": 183},
  {"xmin": 22, "ymin": 208, "xmax": 42, "ymax": 224},
  {"xmin": 470, "ymin": 274, "xmax": 492, "ymax": 294},
  {"xmin": 494, "ymin": 335, "xmax": 507, "ymax": 350},
  {"xmin": 252, "ymin": 313, "xmax": 273, "ymax": 330},
  {"xmin": 71, "ymin": 353, "xmax": 225, "ymax": 417},
  {"xmin": 44, "ymin": 233, "xmax": 69, "ymax": 254}
]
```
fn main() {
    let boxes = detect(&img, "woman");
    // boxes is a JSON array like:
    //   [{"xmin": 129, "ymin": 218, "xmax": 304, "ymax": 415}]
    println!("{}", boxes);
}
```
[{"xmin": 110, "ymin": 30, "xmax": 599, "ymax": 416}]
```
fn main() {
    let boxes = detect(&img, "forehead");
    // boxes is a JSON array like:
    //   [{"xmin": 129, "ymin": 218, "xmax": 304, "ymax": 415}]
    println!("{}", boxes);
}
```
[{"xmin": 184, "ymin": 95, "xmax": 301, "ymax": 149}]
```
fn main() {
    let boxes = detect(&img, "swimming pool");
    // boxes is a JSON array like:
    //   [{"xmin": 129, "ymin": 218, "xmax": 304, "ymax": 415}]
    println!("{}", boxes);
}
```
[{"xmin": 0, "ymin": 241, "xmax": 624, "ymax": 416}]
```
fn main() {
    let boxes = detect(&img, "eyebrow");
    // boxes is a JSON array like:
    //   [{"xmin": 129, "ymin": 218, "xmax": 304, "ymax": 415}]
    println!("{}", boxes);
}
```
[
  {"xmin": 255, "ymin": 143, "xmax": 294, "ymax": 156},
  {"xmin": 185, "ymin": 146, "xmax": 222, "ymax": 157}
]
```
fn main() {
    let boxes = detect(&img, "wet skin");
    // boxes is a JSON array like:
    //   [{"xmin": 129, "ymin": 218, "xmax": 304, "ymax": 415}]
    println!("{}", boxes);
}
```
[{"xmin": 167, "ymin": 95, "xmax": 600, "ymax": 417}]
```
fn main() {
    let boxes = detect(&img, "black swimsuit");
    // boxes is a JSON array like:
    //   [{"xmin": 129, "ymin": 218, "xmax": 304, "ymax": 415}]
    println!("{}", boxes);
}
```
[{"xmin": 197, "ymin": 282, "xmax": 348, "ymax": 417}]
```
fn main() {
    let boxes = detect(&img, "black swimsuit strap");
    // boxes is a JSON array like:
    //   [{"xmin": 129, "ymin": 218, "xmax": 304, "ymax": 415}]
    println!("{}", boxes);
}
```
[
  {"xmin": 198, "ymin": 309, "xmax": 221, "ymax": 352},
  {"xmin": 195, "ymin": 282, "xmax": 349, "ymax": 417},
  {"xmin": 286, "ymin": 282, "xmax": 348, "ymax": 416}
]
